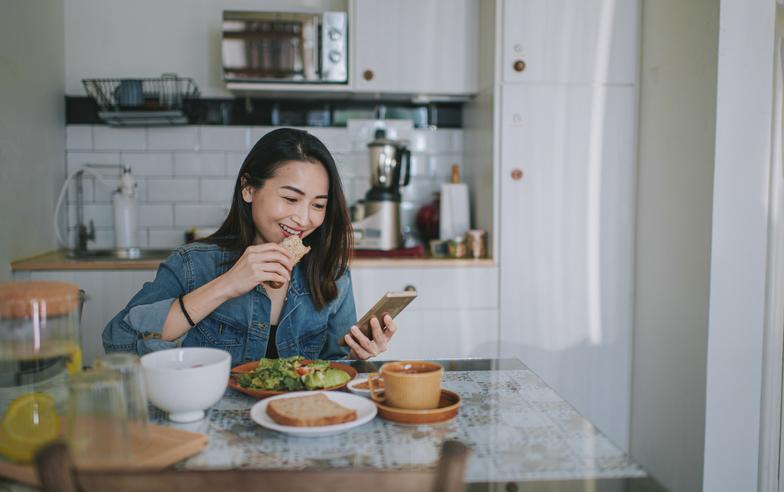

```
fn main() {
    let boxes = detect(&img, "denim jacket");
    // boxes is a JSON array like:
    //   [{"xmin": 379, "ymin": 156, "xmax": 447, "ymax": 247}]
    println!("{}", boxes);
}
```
[{"xmin": 102, "ymin": 242, "xmax": 355, "ymax": 365}]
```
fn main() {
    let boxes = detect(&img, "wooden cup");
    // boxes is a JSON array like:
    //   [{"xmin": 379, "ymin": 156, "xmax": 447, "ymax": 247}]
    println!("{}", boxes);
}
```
[{"xmin": 368, "ymin": 361, "xmax": 443, "ymax": 410}]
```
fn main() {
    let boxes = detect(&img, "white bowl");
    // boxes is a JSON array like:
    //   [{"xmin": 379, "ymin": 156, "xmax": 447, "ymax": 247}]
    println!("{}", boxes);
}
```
[{"xmin": 141, "ymin": 347, "xmax": 231, "ymax": 423}]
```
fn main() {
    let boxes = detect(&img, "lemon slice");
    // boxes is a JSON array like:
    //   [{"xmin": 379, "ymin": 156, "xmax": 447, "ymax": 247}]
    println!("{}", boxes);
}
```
[
  {"xmin": 0, "ymin": 392, "xmax": 61, "ymax": 463},
  {"xmin": 65, "ymin": 344, "xmax": 83, "ymax": 374}
]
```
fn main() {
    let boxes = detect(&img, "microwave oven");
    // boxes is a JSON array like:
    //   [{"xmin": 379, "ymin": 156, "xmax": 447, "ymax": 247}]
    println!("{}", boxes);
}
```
[{"xmin": 221, "ymin": 11, "xmax": 348, "ymax": 84}]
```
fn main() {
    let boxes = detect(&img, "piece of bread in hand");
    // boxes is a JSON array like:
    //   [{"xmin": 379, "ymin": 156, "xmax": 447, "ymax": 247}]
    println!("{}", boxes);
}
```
[
  {"xmin": 265, "ymin": 235, "xmax": 311, "ymax": 289},
  {"xmin": 266, "ymin": 393, "xmax": 357, "ymax": 427}
]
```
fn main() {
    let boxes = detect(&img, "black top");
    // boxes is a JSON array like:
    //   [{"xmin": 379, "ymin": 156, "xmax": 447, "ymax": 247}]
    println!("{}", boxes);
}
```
[{"xmin": 265, "ymin": 324, "xmax": 278, "ymax": 359}]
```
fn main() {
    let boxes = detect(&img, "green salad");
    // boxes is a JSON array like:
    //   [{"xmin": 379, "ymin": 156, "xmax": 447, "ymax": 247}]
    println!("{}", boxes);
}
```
[{"xmin": 237, "ymin": 356, "xmax": 350, "ymax": 391}]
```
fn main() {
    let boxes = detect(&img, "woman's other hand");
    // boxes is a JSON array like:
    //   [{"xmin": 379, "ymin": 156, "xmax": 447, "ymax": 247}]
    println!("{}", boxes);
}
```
[
  {"xmin": 344, "ymin": 314, "xmax": 397, "ymax": 360},
  {"xmin": 219, "ymin": 243, "xmax": 293, "ymax": 299}
]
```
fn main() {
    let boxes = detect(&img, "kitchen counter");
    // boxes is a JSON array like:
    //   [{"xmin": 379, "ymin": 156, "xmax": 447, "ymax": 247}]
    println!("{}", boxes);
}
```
[{"xmin": 11, "ymin": 250, "xmax": 496, "ymax": 271}]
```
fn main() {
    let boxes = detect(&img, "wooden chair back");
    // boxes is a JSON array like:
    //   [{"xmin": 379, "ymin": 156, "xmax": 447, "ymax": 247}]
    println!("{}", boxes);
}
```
[{"xmin": 35, "ymin": 439, "xmax": 470, "ymax": 492}]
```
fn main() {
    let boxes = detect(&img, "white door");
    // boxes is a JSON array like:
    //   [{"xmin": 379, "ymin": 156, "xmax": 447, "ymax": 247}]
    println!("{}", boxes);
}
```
[{"xmin": 498, "ymin": 83, "xmax": 637, "ymax": 449}]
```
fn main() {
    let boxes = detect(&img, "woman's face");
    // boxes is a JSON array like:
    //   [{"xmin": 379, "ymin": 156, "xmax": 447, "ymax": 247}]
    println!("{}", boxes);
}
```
[{"xmin": 241, "ymin": 160, "xmax": 329, "ymax": 244}]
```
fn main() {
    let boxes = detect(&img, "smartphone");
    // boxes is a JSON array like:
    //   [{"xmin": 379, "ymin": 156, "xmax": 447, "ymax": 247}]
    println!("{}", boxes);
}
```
[{"xmin": 339, "ymin": 290, "xmax": 418, "ymax": 345}]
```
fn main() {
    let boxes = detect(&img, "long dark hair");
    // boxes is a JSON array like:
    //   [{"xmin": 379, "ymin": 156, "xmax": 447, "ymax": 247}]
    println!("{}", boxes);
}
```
[{"xmin": 206, "ymin": 128, "xmax": 353, "ymax": 309}]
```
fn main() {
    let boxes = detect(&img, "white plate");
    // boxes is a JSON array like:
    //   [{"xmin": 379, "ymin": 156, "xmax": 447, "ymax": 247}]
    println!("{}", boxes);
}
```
[{"xmin": 250, "ymin": 391, "xmax": 377, "ymax": 437}]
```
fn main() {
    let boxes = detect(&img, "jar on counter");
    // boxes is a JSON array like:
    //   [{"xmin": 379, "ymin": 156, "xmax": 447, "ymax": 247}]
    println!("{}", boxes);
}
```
[
  {"xmin": 465, "ymin": 229, "xmax": 487, "ymax": 259},
  {"xmin": 447, "ymin": 237, "xmax": 467, "ymax": 258},
  {"xmin": 0, "ymin": 281, "xmax": 83, "ymax": 463}
]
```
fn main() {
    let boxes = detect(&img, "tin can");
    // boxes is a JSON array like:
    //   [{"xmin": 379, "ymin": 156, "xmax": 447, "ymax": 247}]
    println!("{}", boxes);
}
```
[
  {"xmin": 428, "ymin": 239, "xmax": 448, "ymax": 258},
  {"xmin": 465, "ymin": 229, "xmax": 487, "ymax": 259},
  {"xmin": 447, "ymin": 237, "xmax": 467, "ymax": 258}
]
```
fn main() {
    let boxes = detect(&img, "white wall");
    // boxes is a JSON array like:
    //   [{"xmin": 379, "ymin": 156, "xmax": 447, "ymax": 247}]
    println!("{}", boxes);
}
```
[
  {"xmin": 630, "ymin": 0, "xmax": 718, "ymax": 491},
  {"xmin": 0, "ymin": 1, "xmax": 65, "ymax": 281},
  {"xmin": 64, "ymin": 0, "xmax": 347, "ymax": 97},
  {"xmin": 703, "ymin": 0, "xmax": 776, "ymax": 490}
]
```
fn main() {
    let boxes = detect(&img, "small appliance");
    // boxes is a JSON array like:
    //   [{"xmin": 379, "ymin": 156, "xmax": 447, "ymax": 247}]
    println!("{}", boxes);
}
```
[
  {"xmin": 221, "ymin": 11, "xmax": 347, "ymax": 85},
  {"xmin": 352, "ymin": 129, "xmax": 411, "ymax": 250}
]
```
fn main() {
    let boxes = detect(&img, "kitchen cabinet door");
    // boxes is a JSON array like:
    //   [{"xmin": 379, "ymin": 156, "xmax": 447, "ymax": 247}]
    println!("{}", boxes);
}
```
[
  {"xmin": 381, "ymin": 309, "xmax": 499, "ymax": 360},
  {"xmin": 17, "ymin": 270, "xmax": 156, "ymax": 366},
  {"xmin": 350, "ymin": 265, "xmax": 499, "ymax": 359},
  {"xmin": 352, "ymin": 0, "xmax": 479, "ymax": 95},
  {"xmin": 498, "ymin": 83, "xmax": 636, "ymax": 448},
  {"xmin": 502, "ymin": 0, "xmax": 639, "ymax": 85}
]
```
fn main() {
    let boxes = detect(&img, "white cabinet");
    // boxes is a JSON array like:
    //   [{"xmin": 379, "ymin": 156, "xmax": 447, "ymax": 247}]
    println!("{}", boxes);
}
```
[
  {"xmin": 492, "ymin": 0, "xmax": 640, "ymax": 449},
  {"xmin": 501, "ymin": 0, "xmax": 639, "ymax": 84},
  {"xmin": 350, "ymin": 265, "xmax": 499, "ymax": 359},
  {"xmin": 13, "ymin": 270, "xmax": 156, "ymax": 367},
  {"xmin": 351, "ymin": 0, "xmax": 479, "ymax": 95}
]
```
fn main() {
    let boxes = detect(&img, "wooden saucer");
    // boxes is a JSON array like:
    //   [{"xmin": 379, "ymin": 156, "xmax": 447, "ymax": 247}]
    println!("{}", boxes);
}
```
[{"xmin": 374, "ymin": 389, "xmax": 461, "ymax": 425}]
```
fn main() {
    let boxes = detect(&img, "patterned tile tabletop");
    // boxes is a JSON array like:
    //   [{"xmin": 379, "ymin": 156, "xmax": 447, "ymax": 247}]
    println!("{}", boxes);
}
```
[{"xmin": 152, "ymin": 359, "xmax": 647, "ymax": 484}]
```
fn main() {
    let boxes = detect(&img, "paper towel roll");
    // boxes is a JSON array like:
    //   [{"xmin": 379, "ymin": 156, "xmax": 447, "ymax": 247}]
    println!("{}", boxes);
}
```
[{"xmin": 439, "ymin": 164, "xmax": 470, "ymax": 240}]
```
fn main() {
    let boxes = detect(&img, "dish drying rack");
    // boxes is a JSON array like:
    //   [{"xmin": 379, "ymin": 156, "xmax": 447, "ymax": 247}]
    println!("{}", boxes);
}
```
[{"xmin": 82, "ymin": 74, "xmax": 200, "ymax": 127}]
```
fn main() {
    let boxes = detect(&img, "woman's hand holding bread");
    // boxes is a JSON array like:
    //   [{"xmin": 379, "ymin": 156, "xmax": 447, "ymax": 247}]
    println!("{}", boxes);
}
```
[{"xmin": 219, "ymin": 244, "xmax": 293, "ymax": 299}]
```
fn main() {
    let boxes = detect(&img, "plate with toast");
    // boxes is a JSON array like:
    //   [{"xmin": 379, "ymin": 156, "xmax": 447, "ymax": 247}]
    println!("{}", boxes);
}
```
[{"xmin": 250, "ymin": 391, "xmax": 377, "ymax": 437}]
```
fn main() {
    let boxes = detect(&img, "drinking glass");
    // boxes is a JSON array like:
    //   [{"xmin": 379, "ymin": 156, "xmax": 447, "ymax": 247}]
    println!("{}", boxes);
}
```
[
  {"xmin": 65, "ymin": 369, "xmax": 130, "ymax": 467},
  {"xmin": 93, "ymin": 353, "xmax": 148, "ymax": 435}
]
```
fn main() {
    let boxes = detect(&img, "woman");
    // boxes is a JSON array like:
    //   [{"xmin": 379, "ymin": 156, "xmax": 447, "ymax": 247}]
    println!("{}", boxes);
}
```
[{"xmin": 102, "ymin": 128, "xmax": 396, "ymax": 364}]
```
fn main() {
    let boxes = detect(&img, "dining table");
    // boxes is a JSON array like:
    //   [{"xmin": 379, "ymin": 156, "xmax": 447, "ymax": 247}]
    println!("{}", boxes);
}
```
[{"xmin": 146, "ymin": 357, "xmax": 666, "ymax": 492}]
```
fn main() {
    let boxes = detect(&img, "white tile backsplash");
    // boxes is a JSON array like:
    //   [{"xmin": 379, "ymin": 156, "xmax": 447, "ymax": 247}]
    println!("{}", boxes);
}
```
[
  {"xmin": 174, "ymin": 152, "xmax": 226, "ymax": 176},
  {"xmin": 65, "ymin": 123, "xmax": 462, "ymax": 251},
  {"xmin": 249, "ymin": 126, "xmax": 275, "ymax": 145},
  {"xmin": 199, "ymin": 178, "xmax": 235, "ymax": 202},
  {"xmin": 401, "ymin": 177, "xmax": 441, "ymax": 205},
  {"xmin": 225, "ymin": 152, "xmax": 247, "ymax": 177},
  {"xmin": 146, "ymin": 127, "xmax": 200, "ymax": 151},
  {"xmin": 306, "ymin": 127, "xmax": 353, "ymax": 153},
  {"xmin": 148, "ymin": 229, "xmax": 187, "ymax": 249},
  {"xmin": 147, "ymin": 178, "xmax": 199, "ymax": 202},
  {"xmin": 91, "ymin": 177, "xmax": 120, "ymax": 203},
  {"xmin": 121, "ymin": 152, "xmax": 173, "ymax": 176},
  {"xmin": 175, "ymin": 204, "xmax": 229, "ymax": 228},
  {"xmin": 199, "ymin": 126, "xmax": 249, "ymax": 151},
  {"xmin": 66, "ymin": 152, "xmax": 120, "ymax": 175},
  {"xmin": 137, "ymin": 204, "xmax": 174, "ymax": 227},
  {"xmin": 93, "ymin": 127, "xmax": 146, "ymax": 151},
  {"xmin": 66, "ymin": 126, "xmax": 93, "ymax": 150}
]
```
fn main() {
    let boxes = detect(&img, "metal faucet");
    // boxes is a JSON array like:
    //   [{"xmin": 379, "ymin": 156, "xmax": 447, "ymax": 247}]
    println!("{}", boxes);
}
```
[
  {"xmin": 75, "ymin": 169, "xmax": 95, "ymax": 253},
  {"xmin": 73, "ymin": 164, "xmax": 127, "ymax": 254}
]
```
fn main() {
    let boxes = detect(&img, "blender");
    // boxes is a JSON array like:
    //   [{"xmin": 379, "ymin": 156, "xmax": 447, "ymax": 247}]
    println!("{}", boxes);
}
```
[{"xmin": 352, "ymin": 129, "xmax": 411, "ymax": 250}]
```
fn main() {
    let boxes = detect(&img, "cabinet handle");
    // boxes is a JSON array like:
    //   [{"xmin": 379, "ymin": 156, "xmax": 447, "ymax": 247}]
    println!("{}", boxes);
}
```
[
  {"xmin": 404, "ymin": 285, "xmax": 417, "ymax": 292},
  {"xmin": 511, "ymin": 169, "xmax": 524, "ymax": 181},
  {"xmin": 363, "ymin": 70, "xmax": 374, "ymax": 81},
  {"xmin": 513, "ymin": 60, "xmax": 526, "ymax": 72}
]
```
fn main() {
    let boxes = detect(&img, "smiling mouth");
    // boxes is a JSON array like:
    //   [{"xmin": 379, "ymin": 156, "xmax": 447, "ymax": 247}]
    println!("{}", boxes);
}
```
[{"xmin": 280, "ymin": 224, "xmax": 301, "ymax": 236}]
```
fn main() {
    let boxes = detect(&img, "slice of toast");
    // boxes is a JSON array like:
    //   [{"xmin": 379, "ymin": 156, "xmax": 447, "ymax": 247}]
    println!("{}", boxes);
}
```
[
  {"xmin": 265, "ymin": 235, "xmax": 311, "ymax": 289},
  {"xmin": 266, "ymin": 393, "xmax": 357, "ymax": 427}
]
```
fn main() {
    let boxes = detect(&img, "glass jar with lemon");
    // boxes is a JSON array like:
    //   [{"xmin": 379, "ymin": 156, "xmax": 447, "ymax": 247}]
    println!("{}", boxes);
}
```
[{"xmin": 0, "ymin": 281, "xmax": 83, "ymax": 463}]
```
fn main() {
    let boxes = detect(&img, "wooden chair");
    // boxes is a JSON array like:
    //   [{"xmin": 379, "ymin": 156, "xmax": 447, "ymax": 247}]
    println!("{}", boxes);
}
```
[{"xmin": 35, "ymin": 439, "xmax": 470, "ymax": 492}]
